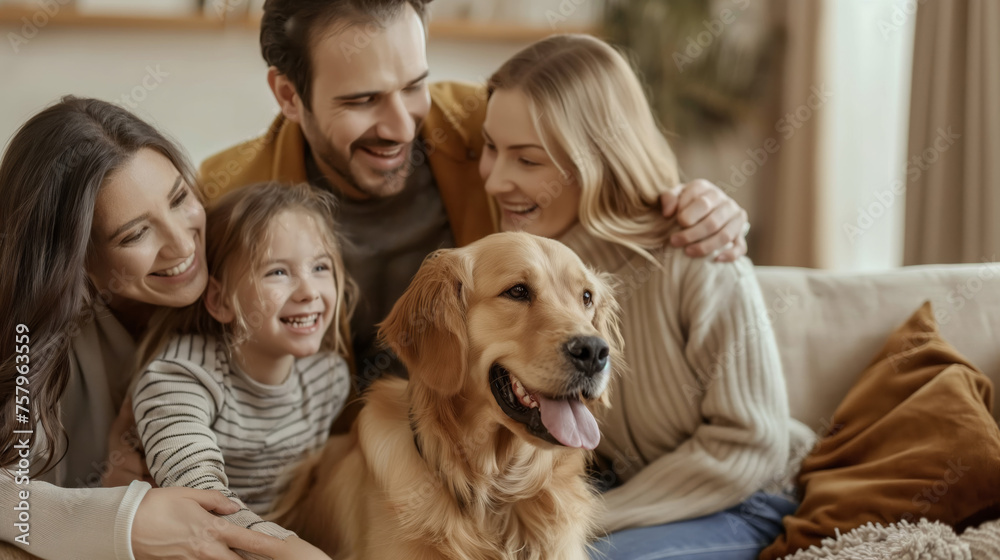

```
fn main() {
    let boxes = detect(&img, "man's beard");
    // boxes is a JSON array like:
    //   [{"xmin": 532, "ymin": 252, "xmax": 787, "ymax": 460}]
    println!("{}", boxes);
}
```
[{"xmin": 304, "ymin": 115, "xmax": 420, "ymax": 199}]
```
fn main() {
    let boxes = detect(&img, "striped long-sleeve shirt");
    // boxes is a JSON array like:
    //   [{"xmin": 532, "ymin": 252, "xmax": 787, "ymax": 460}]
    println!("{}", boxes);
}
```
[{"xmin": 132, "ymin": 333, "xmax": 350, "ymax": 553}]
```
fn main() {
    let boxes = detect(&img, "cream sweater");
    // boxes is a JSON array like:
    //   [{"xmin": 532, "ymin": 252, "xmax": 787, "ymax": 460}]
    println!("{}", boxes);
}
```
[
  {"xmin": 1, "ymin": 303, "xmax": 150, "ymax": 559},
  {"xmin": 558, "ymin": 224, "xmax": 814, "ymax": 533}
]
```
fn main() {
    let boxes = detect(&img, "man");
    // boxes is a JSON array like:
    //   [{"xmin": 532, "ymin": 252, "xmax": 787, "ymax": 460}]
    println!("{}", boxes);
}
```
[{"xmin": 200, "ymin": 0, "xmax": 750, "ymax": 392}]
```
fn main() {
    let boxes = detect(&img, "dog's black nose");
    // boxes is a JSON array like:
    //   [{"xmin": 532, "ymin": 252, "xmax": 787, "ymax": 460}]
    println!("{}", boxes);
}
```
[{"xmin": 564, "ymin": 336, "xmax": 610, "ymax": 376}]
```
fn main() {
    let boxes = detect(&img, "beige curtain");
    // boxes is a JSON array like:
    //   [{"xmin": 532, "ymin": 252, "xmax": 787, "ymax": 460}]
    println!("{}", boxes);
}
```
[
  {"xmin": 754, "ymin": 0, "xmax": 828, "ymax": 267},
  {"xmin": 904, "ymin": 0, "xmax": 1000, "ymax": 265}
]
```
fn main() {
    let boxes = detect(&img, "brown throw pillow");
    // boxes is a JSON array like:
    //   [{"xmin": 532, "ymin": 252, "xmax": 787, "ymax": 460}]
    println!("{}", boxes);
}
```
[{"xmin": 760, "ymin": 301, "xmax": 1000, "ymax": 559}]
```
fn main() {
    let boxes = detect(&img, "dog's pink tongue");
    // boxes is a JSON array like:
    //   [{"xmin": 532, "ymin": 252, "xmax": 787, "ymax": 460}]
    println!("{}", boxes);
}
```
[{"xmin": 537, "ymin": 395, "xmax": 600, "ymax": 450}]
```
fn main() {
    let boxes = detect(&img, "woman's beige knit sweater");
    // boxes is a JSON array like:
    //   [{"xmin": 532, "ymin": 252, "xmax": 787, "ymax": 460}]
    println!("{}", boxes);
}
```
[{"xmin": 558, "ymin": 224, "xmax": 814, "ymax": 534}]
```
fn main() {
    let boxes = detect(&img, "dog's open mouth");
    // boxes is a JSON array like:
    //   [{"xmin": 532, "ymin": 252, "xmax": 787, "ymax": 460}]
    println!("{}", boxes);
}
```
[{"xmin": 489, "ymin": 363, "xmax": 600, "ymax": 450}]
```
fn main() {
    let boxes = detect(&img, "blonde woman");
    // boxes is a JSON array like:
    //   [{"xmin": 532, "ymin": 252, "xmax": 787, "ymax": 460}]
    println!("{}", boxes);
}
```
[{"xmin": 479, "ymin": 34, "xmax": 813, "ymax": 560}]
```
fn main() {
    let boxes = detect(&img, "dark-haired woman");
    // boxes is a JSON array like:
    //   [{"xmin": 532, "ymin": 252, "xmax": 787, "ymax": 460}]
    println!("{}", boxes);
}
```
[{"xmin": 0, "ymin": 97, "xmax": 321, "ymax": 560}]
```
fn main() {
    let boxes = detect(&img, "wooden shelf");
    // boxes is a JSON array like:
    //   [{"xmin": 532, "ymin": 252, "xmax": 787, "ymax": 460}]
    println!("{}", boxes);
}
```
[
  {"xmin": 0, "ymin": 6, "xmax": 233, "ymax": 30},
  {"xmin": 428, "ymin": 19, "xmax": 596, "ymax": 42},
  {"xmin": 0, "ymin": 6, "xmax": 597, "ymax": 40}
]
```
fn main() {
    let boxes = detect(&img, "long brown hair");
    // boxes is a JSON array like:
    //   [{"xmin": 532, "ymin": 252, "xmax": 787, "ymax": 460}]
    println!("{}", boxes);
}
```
[
  {"xmin": 0, "ymin": 96, "xmax": 198, "ymax": 473},
  {"xmin": 135, "ymin": 182, "xmax": 356, "ymax": 373}
]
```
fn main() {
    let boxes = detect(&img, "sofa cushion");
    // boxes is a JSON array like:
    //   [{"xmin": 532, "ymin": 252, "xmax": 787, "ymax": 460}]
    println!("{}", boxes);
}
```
[
  {"xmin": 755, "ymin": 264, "xmax": 1000, "ymax": 430},
  {"xmin": 759, "ymin": 301, "xmax": 1000, "ymax": 559}
]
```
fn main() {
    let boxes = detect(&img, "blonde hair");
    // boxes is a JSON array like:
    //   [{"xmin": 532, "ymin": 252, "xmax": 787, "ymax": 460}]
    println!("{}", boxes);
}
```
[
  {"xmin": 136, "ymin": 182, "xmax": 356, "ymax": 370},
  {"xmin": 487, "ymin": 34, "xmax": 680, "ymax": 262}
]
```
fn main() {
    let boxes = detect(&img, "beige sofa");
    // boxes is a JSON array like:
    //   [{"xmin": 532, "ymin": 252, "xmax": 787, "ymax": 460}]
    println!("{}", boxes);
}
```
[{"xmin": 755, "ymin": 263, "xmax": 1000, "ymax": 431}]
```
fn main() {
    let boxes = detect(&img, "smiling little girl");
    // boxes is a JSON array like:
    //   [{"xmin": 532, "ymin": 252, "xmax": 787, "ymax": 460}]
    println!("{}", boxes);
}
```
[{"xmin": 131, "ymin": 182, "xmax": 355, "ymax": 560}]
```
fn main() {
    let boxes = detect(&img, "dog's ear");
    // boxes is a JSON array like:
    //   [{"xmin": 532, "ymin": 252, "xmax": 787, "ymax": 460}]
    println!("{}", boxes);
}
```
[
  {"xmin": 591, "ymin": 270, "xmax": 624, "ymax": 407},
  {"xmin": 379, "ymin": 249, "xmax": 472, "ymax": 397}
]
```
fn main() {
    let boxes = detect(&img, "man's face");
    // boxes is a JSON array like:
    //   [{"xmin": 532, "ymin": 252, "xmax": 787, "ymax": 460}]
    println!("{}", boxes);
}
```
[{"xmin": 297, "ymin": 6, "xmax": 431, "ymax": 200}]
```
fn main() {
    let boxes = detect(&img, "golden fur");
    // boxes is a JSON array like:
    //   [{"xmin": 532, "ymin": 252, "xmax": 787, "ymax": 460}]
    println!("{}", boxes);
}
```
[{"xmin": 272, "ymin": 232, "xmax": 623, "ymax": 560}]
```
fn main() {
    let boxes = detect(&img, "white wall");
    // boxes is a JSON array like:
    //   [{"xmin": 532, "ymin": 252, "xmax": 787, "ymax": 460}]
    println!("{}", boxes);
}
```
[
  {"xmin": 1, "ymin": 28, "xmax": 275, "ymax": 165},
  {"xmin": 426, "ymin": 38, "xmax": 526, "ymax": 84},
  {"xmin": 818, "ymin": 0, "xmax": 916, "ymax": 270},
  {"xmin": 0, "ymin": 2, "xmax": 918, "ymax": 272},
  {"xmin": 0, "ymin": 26, "xmax": 530, "ymax": 165}
]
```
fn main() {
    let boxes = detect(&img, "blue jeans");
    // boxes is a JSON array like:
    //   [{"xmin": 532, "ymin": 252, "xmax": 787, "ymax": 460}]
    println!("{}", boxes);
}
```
[{"xmin": 590, "ymin": 492, "xmax": 797, "ymax": 560}]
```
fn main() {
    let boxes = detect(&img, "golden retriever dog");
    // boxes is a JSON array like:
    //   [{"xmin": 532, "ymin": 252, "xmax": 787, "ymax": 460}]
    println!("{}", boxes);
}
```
[{"xmin": 272, "ymin": 231, "xmax": 623, "ymax": 560}]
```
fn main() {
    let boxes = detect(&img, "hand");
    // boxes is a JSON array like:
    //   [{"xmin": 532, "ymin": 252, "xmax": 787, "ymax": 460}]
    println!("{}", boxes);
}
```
[
  {"xmin": 132, "ymin": 487, "xmax": 287, "ymax": 560},
  {"xmin": 269, "ymin": 536, "xmax": 333, "ymax": 560},
  {"xmin": 661, "ymin": 179, "xmax": 749, "ymax": 262},
  {"xmin": 102, "ymin": 394, "xmax": 156, "ymax": 488}
]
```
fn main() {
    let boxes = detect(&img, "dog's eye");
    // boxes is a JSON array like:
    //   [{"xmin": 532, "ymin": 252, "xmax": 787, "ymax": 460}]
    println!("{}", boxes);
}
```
[
  {"xmin": 504, "ymin": 284, "xmax": 531, "ymax": 301},
  {"xmin": 583, "ymin": 290, "xmax": 593, "ymax": 308}
]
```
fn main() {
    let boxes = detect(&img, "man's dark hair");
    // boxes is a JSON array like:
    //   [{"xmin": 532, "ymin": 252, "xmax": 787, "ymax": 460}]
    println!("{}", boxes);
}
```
[{"xmin": 261, "ymin": 0, "xmax": 431, "ymax": 111}]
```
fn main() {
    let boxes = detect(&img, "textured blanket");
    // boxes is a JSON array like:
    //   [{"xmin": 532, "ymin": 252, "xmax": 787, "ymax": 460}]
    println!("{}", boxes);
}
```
[{"xmin": 782, "ymin": 518, "xmax": 1000, "ymax": 560}]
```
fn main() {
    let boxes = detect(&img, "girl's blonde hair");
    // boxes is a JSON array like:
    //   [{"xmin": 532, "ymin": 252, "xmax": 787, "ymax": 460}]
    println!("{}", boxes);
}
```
[
  {"xmin": 136, "ymin": 182, "xmax": 356, "ymax": 370},
  {"xmin": 487, "ymin": 33, "xmax": 680, "ymax": 262}
]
